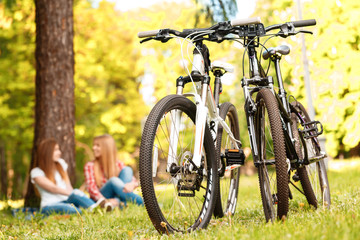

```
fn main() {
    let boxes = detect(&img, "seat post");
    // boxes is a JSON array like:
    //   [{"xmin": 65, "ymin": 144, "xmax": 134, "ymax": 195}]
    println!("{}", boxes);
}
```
[
  {"xmin": 274, "ymin": 58, "xmax": 285, "ymax": 95},
  {"xmin": 274, "ymin": 58, "xmax": 289, "ymax": 110},
  {"xmin": 274, "ymin": 57, "xmax": 295, "ymax": 142},
  {"xmin": 213, "ymin": 70, "xmax": 223, "ymax": 107}
]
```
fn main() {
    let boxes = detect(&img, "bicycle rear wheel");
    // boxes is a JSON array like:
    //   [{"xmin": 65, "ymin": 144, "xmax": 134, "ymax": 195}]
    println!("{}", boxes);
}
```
[
  {"xmin": 255, "ymin": 89, "xmax": 289, "ymax": 222},
  {"xmin": 213, "ymin": 102, "xmax": 241, "ymax": 218},
  {"xmin": 290, "ymin": 101, "xmax": 331, "ymax": 209},
  {"xmin": 139, "ymin": 95, "xmax": 218, "ymax": 234}
]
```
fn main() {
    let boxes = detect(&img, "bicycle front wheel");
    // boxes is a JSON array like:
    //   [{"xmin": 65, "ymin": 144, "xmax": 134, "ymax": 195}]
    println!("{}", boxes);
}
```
[
  {"xmin": 213, "ymin": 102, "xmax": 241, "ymax": 218},
  {"xmin": 255, "ymin": 89, "xmax": 289, "ymax": 222},
  {"xmin": 139, "ymin": 95, "xmax": 218, "ymax": 234},
  {"xmin": 291, "ymin": 101, "xmax": 331, "ymax": 209}
]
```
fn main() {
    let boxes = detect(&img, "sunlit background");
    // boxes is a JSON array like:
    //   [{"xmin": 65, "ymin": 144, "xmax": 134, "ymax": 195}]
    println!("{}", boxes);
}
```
[
  {"xmin": 91, "ymin": 0, "xmax": 256, "ymax": 18},
  {"xmin": 0, "ymin": 0, "xmax": 359, "ymax": 200}
]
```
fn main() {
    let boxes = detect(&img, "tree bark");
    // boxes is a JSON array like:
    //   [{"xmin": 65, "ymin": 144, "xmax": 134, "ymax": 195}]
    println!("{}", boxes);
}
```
[
  {"xmin": 25, "ymin": 0, "xmax": 75, "ymax": 207},
  {"xmin": 0, "ymin": 142, "xmax": 7, "ymax": 199}
]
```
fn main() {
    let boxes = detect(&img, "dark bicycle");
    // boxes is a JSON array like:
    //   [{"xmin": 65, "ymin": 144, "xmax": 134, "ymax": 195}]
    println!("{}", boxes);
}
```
[{"xmin": 236, "ymin": 19, "xmax": 331, "ymax": 222}]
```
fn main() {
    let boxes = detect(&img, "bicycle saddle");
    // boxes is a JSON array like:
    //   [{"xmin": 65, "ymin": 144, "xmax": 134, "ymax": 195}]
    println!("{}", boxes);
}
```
[
  {"xmin": 262, "ymin": 45, "xmax": 290, "ymax": 60},
  {"xmin": 211, "ymin": 61, "xmax": 234, "ymax": 73}
]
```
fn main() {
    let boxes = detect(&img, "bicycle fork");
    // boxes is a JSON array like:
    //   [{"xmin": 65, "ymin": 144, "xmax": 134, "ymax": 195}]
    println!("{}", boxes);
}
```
[
  {"xmin": 166, "ymin": 49, "xmax": 210, "ymax": 172},
  {"xmin": 242, "ymin": 81, "xmax": 261, "ymax": 165},
  {"xmin": 167, "ymin": 53, "xmax": 242, "ymax": 173},
  {"xmin": 167, "ymin": 77, "xmax": 241, "ymax": 173}
]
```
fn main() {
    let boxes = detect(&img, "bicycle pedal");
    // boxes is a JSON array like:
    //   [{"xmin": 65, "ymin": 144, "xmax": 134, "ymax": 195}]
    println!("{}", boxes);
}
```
[
  {"xmin": 225, "ymin": 149, "xmax": 245, "ymax": 166},
  {"xmin": 292, "ymin": 172, "xmax": 300, "ymax": 182},
  {"xmin": 178, "ymin": 191, "xmax": 195, "ymax": 197},
  {"xmin": 272, "ymin": 194, "xmax": 278, "ymax": 205},
  {"xmin": 177, "ymin": 180, "xmax": 196, "ymax": 197},
  {"xmin": 307, "ymin": 151, "xmax": 327, "ymax": 164},
  {"xmin": 300, "ymin": 120, "xmax": 323, "ymax": 139}
]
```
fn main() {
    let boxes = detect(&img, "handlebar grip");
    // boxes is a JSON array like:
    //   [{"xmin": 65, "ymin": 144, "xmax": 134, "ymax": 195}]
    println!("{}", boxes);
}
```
[
  {"xmin": 138, "ymin": 30, "xmax": 160, "ymax": 38},
  {"xmin": 290, "ymin": 19, "xmax": 316, "ymax": 28},
  {"xmin": 230, "ymin": 17, "xmax": 261, "ymax": 27}
]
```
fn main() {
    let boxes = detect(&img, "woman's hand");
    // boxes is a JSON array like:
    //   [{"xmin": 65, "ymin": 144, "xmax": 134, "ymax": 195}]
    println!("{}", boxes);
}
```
[
  {"xmin": 33, "ymin": 176, "xmax": 72, "ymax": 196},
  {"xmin": 123, "ymin": 177, "xmax": 139, "ymax": 193}
]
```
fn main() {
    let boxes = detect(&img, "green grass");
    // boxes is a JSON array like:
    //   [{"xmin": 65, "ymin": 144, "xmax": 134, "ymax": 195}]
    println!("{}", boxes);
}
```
[{"xmin": 1, "ymin": 160, "xmax": 360, "ymax": 239}]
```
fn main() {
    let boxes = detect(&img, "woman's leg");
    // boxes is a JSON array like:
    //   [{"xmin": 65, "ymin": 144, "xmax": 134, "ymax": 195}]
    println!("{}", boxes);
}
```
[
  {"xmin": 100, "ymin": 167, "xmax": 135, "ymax": 198},
  {"xmin": 117, "ymin": 192, "xmax": 144, "ymax": 206},
  {"xmin": 100, "ymin": 177, "xmax": 126, "ymax": 199},
  {"xmin": 66, "ymin": 189, "xmax": 95, "ymax": 209},
  {"xmin": 41, "ymin": 202, "xmax": 81, "ymax": 216},
  {"xmin": 118, "ymin": 167, "xmax": 143, "ymax": 206},
  {"xmin": 119, "ymin": 166, "xmax": 133, "ymax": 184},
  {"xmin": 100, "ymin": 167, "xmax": 143, "ymax": 206}
]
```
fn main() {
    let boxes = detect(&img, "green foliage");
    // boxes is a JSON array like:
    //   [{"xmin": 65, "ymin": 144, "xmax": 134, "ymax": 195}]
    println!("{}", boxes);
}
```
[
  {"xmin": 307, "ymin": 0, "xmax": 360, "ymax": 157},
  {"xmin": 73, "ymin": 0, "xmax": 149, "ymax": 184},
  {"xmin": 251, "ymin": 0, "xmax": 360, "ymax": 157},
  {"xmin": 0, "ymin": 0, "xmax": 16, "ymax": 11},
  {"xmin": 74, "ymin": 1, "xmax": 146, "ymax": 149},
  {"xmin": 0, "ymin": 0, "xmax": 35, "ymax": 198},
  {"xmin": 1, "ymin": 0, "xmax": 150, "ymax": 194},
  {"xmin": 1, "ymin": 161, "xmax": 360, "ymax": 239}
]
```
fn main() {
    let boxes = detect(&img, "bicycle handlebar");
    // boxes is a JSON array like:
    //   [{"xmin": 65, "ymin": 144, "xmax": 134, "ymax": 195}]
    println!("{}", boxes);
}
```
[
  {"xmin": 230, "ymin": 17, "xmax": 261, "ymax": 27},
  {"xmin": 137, "ymin": 18, "xmax": 316, "ymax": 42},
  {"xmin": 292, "ymin": 19, "xmax": 316, "ymax": 27},
  {"xmin": 266, "ymin": 19, "xmax": 316, "ymax": 32},
  {"xmin": 138, "ymin": 29, "xmax": 160, "ymax": 38},
  {"xmin": 137, "ymin": 17, "xmax": 262, "ymax": 39}
]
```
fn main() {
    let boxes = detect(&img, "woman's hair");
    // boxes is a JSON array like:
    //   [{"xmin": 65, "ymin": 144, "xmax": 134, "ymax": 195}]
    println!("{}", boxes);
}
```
[
  {"xmin": 93, "ymin": 134, "xmax": 118, "ymax": 187},
  {"xmin": 35, "ymin": 138, "xmax": 69, "ymax": 184}
]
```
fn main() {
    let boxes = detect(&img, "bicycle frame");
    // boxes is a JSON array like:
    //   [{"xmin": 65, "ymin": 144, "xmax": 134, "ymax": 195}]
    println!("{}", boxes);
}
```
[
  {"xmin": 242, "ymin": 37, "xmax": 325, "ymax": 169},
  {"xmin": 242, "ymin": 39, "xmax": 272, "ymax": 165},
  {"xmin": 166, "ymin": 41, "xmax": 241, "ymax": 172}
]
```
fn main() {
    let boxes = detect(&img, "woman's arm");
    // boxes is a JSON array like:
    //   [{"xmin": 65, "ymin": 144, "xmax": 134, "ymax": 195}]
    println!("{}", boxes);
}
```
[
  {"xmin": 55, "ymin": 158, "xmax": 73, "ymax": 192},
  {"xmin": 84, "ymin": 162, "xmax": 104, "ymax": 201},
  {"xmin": 33, "ymin": 176, "xmax": 72, "ymax": 196},
  {"xmin": 64, "ymin": 172, "xmax": 74, "ymax": 192},
  {"xmin": 66, "ymin": 182, "xmax": 73, "ymax": 192}
]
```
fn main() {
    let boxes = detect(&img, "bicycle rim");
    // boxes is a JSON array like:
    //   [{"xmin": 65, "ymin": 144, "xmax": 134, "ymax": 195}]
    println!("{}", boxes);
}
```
[
  {"xmin": 139, "ymin": 95, "xmax": 218, "ymax": 233},
  {"xmin": 214, "ymin": 102, "xmax": 240, "ymax": 217},
  {"xmin": 291, "ymin": 101, "xmax": 331, "ymax": 209},
  {"xmin": 290, "ymin": 112, "xmax": 317, "ymax": 208}
]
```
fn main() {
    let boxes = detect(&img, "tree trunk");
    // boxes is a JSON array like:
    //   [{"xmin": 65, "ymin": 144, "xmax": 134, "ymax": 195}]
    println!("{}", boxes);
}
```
[
  {"xmin": 0, "ymin": 142, "xmax": 7, "ymax": 199},
  {"xmin": 25, "ymin": 0, "xmax": 75, "ymax": 207}
]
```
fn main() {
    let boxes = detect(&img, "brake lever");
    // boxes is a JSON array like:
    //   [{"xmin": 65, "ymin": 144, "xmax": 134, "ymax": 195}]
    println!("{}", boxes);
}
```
[
  {"xmin": 279, "ymin": 22, "xmax": 295, "ymax": 37},
  {"xmin": 140, "ymin": 37, "xmax": 154, "ymax": 44},
  {"xmin": 277, "ymin": 31, "xmax": 294, "ymax": 38},
  {"xmin": 299, "ymin": 30, "xmax": 313, "ymax": 35},
  {"xmin": 140, "ymin": 36, "xmax": 172, "ymax": 44}
]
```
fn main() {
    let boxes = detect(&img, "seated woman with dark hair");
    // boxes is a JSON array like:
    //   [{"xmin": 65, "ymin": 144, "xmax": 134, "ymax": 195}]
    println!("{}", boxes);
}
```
[{"xmin": 31, "ymin": 138, "xmax": 105, "ymax": 215}]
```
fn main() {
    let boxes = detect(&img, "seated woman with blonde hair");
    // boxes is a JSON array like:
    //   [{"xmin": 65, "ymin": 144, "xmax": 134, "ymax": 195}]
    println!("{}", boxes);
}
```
[
  {"xmin": 84, "ymin": 134, "xmax": 143, "ymax": 209},
  {"xmin": 30, "ymin": 138, "xmax": 105, "ymax": 215}
]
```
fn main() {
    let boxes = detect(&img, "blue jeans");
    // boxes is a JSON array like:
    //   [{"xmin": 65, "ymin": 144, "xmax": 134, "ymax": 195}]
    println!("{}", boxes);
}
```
[
  {"xmin": 41, "ymin": 189, "xmax": 95, "ymax": 215},
  {"xmin": 100, "ymin": 166, "xmax": 143, "ymax": 206}
]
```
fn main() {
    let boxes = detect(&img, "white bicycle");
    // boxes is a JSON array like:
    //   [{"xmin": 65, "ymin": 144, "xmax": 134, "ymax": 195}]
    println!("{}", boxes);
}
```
[{"xmin": 138, "ymin": 17, "xmax": 260, "ymax": 234}]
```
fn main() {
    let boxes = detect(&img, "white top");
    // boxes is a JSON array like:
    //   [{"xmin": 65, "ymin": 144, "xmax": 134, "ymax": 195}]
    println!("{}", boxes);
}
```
[{"xmin": 30, "ymin": 158, "xmax": 69, "ymax": 208}]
